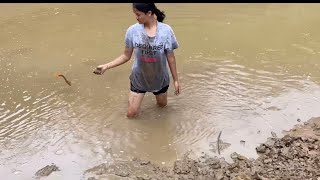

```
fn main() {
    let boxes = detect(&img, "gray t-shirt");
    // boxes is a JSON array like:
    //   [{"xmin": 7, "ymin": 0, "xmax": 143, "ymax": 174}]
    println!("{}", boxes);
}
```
[{"xmin": 125, "ymin": 22, "xmax": 179, "ymax": 92}]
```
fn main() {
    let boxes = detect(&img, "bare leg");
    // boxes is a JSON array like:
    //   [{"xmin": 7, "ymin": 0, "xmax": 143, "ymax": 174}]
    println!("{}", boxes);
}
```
[
  {"xmin": 127, "ymin": 91, "xmax": 145, "ymax": 118},
  {"xmin": 155, "ymin": 92, "xmax": 168, "ymax": 107}
]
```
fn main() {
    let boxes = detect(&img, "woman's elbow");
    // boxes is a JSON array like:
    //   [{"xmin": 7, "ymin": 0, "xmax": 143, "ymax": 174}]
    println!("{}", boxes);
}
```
[{"xmin": 122, "ymin": 54, "xmax": 131, "ymax": 62}]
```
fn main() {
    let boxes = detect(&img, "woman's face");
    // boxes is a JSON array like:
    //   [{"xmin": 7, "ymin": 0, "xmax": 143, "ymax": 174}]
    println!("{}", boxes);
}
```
[{"xmin": 133, "ymin": 8, "xmax": 151, "ymax": 24}]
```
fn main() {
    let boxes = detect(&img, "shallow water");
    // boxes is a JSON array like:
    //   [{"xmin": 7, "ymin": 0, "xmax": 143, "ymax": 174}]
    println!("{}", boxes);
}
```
[{"xmin": 1, "ymin": 3, "xmax": 320, "ymax": 179}]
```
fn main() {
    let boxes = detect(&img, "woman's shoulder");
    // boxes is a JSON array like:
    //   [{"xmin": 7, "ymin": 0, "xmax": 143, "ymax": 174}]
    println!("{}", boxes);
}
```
[
  {"xmin": 127, "ymin": 23, "xmax": 142, "ymax": 31},
  {"xmin": 158, "ymin": 22, "xmax": 174, "ymax": 32}
]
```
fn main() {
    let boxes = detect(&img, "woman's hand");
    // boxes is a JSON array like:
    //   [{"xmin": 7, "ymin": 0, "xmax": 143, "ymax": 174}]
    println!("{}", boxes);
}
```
[
  {"xmin": 174, "ymin": 80, "xmax": 181, "ymax": 95},
  {"xmin": 93, "ymin": 64, "xmax": 109, "ymax": 75}
]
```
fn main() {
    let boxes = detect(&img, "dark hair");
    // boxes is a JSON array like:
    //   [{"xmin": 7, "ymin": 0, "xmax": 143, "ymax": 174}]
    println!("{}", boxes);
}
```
[{"xmin": 132, "ymin": 3, "xmax": 166, "ymax": 22}]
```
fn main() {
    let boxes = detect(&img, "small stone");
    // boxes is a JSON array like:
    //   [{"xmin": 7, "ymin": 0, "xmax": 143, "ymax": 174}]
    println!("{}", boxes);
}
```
[
  {"xmin": 264, "ymin": 158, "xmax": 272, "ymax": 164},
  {"xmin": 206, "ymin": 157, "xmax": 221, "ymax": 169},
  {"xmin": 254, "ymin": 172, "xmax": 268, "ymax": 180},
  {"xmin": 115, "ymin": 171, "xmax": 129, "ymax": 177},
  {"xmin": 230, "ymin": 152, "xmax": 247, "ymax": 160},
  {"xmin": 237, "ymin": 155, "xmax": 247, "ymax": 160},
  {"xmin": 236, "ymin": 174, "xmax": 251, "ymax": 180},
  {"xmin": 230, "ymin": 152, "xmax": 240, "ymax": 159},
  {"xmin": 35, "ymin": 164, "xmax": 60, "ymax": 177},
  {"xmin": 55, "ymin": 150, "xmax": 64, "ymax": 155},
  {"xmin": 311, "ymin": 123, "xmax": 318, "ymax": 129},
  {"xmin": 256, "ymin": 144, "xmax": 267, "ymax": 153},
  {"xmin": 271, "ymin": 131, "xmax": 277, "ymax": 138},
  {"xmin": 297, "ymin": 118, "xmax": 301, "ymax": 122},
  {"xmin": 88, "ymin": 177, "xmax": 97, "ymax": 180},
  {"xmin": 13, "ymin": 170, "xmax": 22, "ymax": 175},
  {"xmin": 137, "ymin": 175, "xmax": 151, "ymax": 180},
  {"xmin": 265, "ymin": 138, "xmax": 275, "ymax": 147},
  {"xmin": 308, "ymin": 150, "xmax": 317, "ymax": 156},
  {"xmin": 161, "ymin": 167, "xmax": 168, "ymax": 173},
  {"xmin": 301, "ymin": 137, "xmax": 308, "ymax": 142},
  {"xmin": 140, "ymin": 160, "xmax": 151, "ymax": 165},
  {"xmin": 215, "ymin": 170, "xmax": 224, "ymax": 180},
  {"xmin": 240, "ymin": 140, "xmax": 245, "ymax": 145}
]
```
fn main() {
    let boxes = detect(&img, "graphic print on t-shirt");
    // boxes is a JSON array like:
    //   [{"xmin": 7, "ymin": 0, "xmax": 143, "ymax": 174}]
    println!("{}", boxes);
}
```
[
  {"xmin": 135, "ymin": 33, "xmax": 164, "ymax": 63},
  {"xmin": 135, "ymin": 43, "xmax": 164, "ymax": 62}
]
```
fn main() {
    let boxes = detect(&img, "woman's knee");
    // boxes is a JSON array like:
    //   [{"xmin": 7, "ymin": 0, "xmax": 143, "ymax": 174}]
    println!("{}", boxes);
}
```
[
  {"xmin": 155, "ymin": 93, "xmax": 167, "ymax": 107},
  {"xmin": 157, "ymin": 100, "xmax": 167, "ymax": 107}
]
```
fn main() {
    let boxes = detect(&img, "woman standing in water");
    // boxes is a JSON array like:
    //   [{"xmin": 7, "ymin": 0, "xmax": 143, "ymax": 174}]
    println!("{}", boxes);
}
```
[{"xmin": 94, "ymin": 3, "xmax": 180, "ymax": 118}]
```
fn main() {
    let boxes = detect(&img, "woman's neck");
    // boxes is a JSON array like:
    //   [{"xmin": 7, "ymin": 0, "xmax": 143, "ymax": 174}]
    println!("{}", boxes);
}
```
[{"xmin": 144, "ymin": 17, "xmax": 157, "ymax": 29}]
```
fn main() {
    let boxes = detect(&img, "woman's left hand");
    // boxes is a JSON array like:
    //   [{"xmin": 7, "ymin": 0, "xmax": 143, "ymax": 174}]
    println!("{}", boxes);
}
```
[{"xmin": 174, "ymin": 81, "xmax": 180, "ymax": 95}]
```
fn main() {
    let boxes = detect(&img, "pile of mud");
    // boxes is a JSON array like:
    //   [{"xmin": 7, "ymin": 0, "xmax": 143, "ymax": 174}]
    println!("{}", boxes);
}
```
[
  {"xmin": 34, "ymin": 118, "xmax": 320, "ymax": 179},
  {"xmin": 84, "ymin": 117, "xmax": 320, "ymax": 180}
]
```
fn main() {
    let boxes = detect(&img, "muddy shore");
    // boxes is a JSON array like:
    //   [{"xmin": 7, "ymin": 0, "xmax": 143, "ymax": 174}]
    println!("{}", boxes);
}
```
[{"xmin": 36, "ymin": 117, "xmax": 320, "ymax": 180}]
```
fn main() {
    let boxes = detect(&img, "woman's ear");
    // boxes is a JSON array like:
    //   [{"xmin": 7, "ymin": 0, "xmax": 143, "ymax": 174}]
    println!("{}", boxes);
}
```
[{"xmin": 147, "ymin": 11, "xmax": 152, "ymax": 16}]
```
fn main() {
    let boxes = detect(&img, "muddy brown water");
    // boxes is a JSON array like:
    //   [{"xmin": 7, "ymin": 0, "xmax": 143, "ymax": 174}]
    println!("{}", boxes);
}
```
[{"xmin": 1, "ymin": 3, "xmax": 320, "ymax": 180}]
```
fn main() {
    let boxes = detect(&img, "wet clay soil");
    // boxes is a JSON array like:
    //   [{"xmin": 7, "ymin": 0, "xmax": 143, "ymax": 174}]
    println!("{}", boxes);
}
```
[
  {"xmin": 83, "ymin": 117, "xmax": 320, "ymax": 180},
  {"xmin": 37, "ymin": 117, "xmax": 320, "ymax": 180}
]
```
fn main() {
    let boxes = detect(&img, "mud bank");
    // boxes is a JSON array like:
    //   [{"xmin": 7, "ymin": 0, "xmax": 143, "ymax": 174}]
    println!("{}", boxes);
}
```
[{"xmin": 82, "ymin": 117, "xmax": 320, "ymax": 180}]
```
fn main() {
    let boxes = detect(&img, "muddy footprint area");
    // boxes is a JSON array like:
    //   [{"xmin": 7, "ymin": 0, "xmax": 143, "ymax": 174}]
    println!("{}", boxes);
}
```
[{"xmin": 35, "ymin": 117, "xmax": 320, "ymax": 180}]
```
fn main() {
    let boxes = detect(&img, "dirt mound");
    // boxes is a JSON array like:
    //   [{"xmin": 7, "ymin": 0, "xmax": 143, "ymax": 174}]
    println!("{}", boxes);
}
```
[{"xmin": 83, "ymin": 117, "xmax": 320, "ymax": 180}]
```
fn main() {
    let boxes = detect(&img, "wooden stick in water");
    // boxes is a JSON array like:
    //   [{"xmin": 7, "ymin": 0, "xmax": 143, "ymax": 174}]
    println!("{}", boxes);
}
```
[
  {"xmin": 217, "ymin": 130, "xmax": 222, "ymax": 155},
  {"xmin": 55, "ymin": 73, "xmax": 71, "ymax": 86}
]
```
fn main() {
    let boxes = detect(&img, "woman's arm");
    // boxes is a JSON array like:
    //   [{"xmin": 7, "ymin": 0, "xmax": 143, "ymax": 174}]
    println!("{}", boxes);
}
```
[
  {"xmin": 166, "ymin": 50, "xmax": 180, "ymax": 95},
  {"xmin": 95, "ymin": 47, "xmax": 133, "ymax": 75}
]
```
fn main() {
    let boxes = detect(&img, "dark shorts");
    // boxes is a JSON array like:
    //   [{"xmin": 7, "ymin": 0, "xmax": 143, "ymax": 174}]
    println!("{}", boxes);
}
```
[{"xmin": 130, "ymin": 82, "xmax": 169, "ymax": 95}]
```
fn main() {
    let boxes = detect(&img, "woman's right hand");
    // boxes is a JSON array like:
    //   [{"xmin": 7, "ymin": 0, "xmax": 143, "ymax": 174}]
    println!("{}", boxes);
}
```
[{"xmin": 93, "ymin": 64, "xmax": 108, "ymax": 75}]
